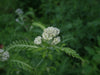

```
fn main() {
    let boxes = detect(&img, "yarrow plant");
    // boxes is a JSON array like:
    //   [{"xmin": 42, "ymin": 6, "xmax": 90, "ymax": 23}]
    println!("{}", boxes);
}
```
[
  {"xmin": 15, "ymin": 8, "xmax": 24, "ymax": 25},
  {"xmin": 3, "ymin": 26, "xmax": 84, "ymax": 75},
  {"xmin": 15, "ymin": 8, "xmax": 37, "ymax": 32},
  {"xmin": 34, "ymin": 27, "xmax": 61, "ymax": 45},
  {"xmin": 0, "ymin": 49, "xmax": 10, "ymax": 61}
]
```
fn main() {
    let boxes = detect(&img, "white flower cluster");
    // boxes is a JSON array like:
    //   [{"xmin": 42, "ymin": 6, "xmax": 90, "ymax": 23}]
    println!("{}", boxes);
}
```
[
  {"xmin": 42, "ymin": 27, "xmax": 60, "ymax": 40},
  {"xmin": 34, "ymin": 36, "xmax": 42, "ymax": 45},
  {"xmin": 34, "ymin": 27, "xmax": 61, "ymax": 45},
  {"xmin": 0, "ymin": 49, "xmax": 10, "ymax": 61},
  {"xmin": 15, "ymin": 8, "xmax": 23, "ymax": 15}
]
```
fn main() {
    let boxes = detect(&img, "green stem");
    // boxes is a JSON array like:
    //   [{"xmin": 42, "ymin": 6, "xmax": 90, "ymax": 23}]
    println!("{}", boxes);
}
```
[{"xmin": 36, "ymin": 59, "xmax": 44, "ymax": 68}]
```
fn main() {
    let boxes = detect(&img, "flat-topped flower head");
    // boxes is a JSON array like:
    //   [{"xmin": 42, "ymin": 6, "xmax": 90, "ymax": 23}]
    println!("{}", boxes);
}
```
[
  {"xmin": 42, "ymin": 32, "xmax": 53, "ymax": 40},
  {"xmin": 42, "ymin": 27, "xmax": 60, "ymax": 40},
  {"xmin": 34, "ymin": 26, "xmax": 61, "ymax": 45},
  {"xmin": 34, "ymin": 36, "xmax": 42, "ymax": 45}
]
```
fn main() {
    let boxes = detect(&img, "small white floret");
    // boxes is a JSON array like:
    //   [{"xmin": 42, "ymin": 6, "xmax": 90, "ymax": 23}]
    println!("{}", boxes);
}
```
[
  {"xmin": 52, "ymin": 37, "xmax": 61, "ymax": 45},
  {"xmin": 34, "ymin": 36, "xmax": 42, "ymax": 45}
]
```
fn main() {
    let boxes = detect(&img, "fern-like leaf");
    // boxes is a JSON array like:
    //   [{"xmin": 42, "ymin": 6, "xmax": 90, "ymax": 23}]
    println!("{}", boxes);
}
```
[
  {"xmin": 11, "ymin": 59, "xmax": 34, "ymax": 72},
  {"xmin": 6, "ymin": 40, "xmax": 38, "ymax": 51},
  {"xmin": 55, "ymin": 46, "xmax": 84, "ymax": 62}
]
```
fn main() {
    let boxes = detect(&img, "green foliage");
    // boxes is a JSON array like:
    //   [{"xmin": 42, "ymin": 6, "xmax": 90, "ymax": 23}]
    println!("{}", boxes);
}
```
[
  {"xmin": 0, "ymin": 0, "xmax": 100, "ymax": 75},
  {"xmin": 6, "ymin": 40, "xmax": 38, "ymax": 51},
  {"xmin": 83, "ymin": 36, "xmax": 100, "ymax": 75},
  {"xmin": 11, "ymin": 59, "xmax": 33, "ymax": 72},
  {"xmin": 3, "ymin": 39, "xmax": 83, "ymax": 75},
  {"xmin": 56, "ymin": 47, "xmax": 84, "ymax": 62}
]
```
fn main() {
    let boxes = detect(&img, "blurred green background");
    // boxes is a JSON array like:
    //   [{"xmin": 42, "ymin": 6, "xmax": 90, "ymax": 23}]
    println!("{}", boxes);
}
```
[{"xmin": 0, "ymin": 0, "xmax": 100, "ymax": 75}]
